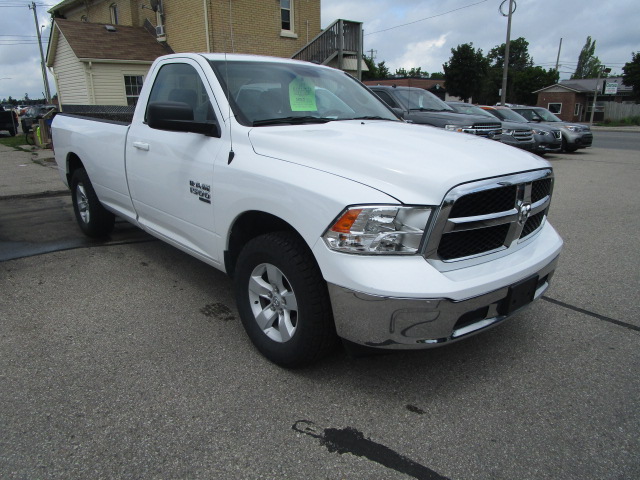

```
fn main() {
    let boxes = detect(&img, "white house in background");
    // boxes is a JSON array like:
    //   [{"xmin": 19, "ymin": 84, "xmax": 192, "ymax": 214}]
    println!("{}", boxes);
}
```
[{"xmin": 46, "ymin": 18, "xmax": 171, "ymax": 107}]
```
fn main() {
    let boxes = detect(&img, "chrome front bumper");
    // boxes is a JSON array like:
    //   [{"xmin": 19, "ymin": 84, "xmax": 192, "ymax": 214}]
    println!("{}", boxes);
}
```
[{"xmin": 328, "ymin": 255, "xmax": 559, "ymax": 349}]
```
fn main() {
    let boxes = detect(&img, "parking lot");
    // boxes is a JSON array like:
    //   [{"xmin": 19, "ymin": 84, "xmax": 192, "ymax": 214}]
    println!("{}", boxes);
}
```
[{"xmin": 1, "ymin": 135, "xmax": 639, "ymax": 479}]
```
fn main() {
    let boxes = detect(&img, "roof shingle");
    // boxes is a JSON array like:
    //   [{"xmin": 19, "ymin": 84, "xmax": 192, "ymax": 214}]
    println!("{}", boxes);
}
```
[{"xmin": 54, "ymin": 18, "xmax": 172, "ymax": 62}]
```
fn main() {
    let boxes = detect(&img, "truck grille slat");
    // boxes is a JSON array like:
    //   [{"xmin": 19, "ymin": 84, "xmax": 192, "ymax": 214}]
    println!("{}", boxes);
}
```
[{"xmin": 424, "ymin": 169, "xmax": 554, "ymax": 269}]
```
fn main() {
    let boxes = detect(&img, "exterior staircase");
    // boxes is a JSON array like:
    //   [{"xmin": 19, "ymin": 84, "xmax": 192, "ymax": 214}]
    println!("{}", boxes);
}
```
[{"xmin": 291, "ymin": 19, "xmax": 365, "ymax": 78}]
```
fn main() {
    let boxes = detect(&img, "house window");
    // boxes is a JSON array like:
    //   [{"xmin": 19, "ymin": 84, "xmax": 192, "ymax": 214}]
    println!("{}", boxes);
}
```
[
  {"xmin": 548, "ymin": 103, "xmax": 562, "ymax": 114},
  {"xmin": 110, "ymin": 4, "xmax": 118, "ymax": 25},
  {"xmin": 574, "ymin": 103, "xmax": 582, "ymax": 116},
  {"xmin": 281, "ymin": 0, "xmax": 293, "ymax": 31},
  {"xmin": 124, "ymin": 75, "xmax": 144, "ymax": 106},
  {"xmin": 80, "ymin": 15, "xmax": 88, "ymax": 22}
]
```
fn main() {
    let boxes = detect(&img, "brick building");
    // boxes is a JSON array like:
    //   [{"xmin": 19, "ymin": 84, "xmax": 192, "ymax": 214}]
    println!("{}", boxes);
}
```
[{"xmin": 534, "ymin": 77, "xmax": 633, "ymax": 123}]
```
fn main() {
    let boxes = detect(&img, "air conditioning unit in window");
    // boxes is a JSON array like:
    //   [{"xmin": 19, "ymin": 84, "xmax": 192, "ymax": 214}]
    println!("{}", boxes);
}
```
[{"xmin": 156, "ymin": 25, "xmax": 165, "ymax": 36}]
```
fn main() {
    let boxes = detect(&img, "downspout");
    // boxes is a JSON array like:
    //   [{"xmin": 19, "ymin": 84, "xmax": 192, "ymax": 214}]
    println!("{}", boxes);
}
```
[
  {"xmin": 87, "ymin": 61, "xmax": 96, "ymax": 104},
  {"xmin": 203, "ymin": 0, "xmax": 211, "ymax": 52}
]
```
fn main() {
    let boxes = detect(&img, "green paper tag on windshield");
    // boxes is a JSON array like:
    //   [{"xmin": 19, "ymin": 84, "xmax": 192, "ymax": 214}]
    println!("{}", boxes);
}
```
[{"xmin": 289, "ymin": 77, "xmax": 317, "ymax": 112}]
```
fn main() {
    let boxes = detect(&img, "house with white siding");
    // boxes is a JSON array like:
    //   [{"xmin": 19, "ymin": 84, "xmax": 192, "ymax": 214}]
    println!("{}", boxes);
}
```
[{"xmin": 46, "ymin": 19, "xmax": 171, "ymax": 109}]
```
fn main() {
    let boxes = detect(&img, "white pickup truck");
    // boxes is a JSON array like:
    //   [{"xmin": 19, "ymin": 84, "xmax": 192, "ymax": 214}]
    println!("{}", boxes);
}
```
[{"xmin": 52, "ymin": 53, "xmax": 563, "ymax": 367}]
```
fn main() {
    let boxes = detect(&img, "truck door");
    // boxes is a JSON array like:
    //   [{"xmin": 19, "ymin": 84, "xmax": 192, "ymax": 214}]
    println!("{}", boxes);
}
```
[{"xmin": 126, "ymin": 60, "xmax": 225, "ymax": 264}]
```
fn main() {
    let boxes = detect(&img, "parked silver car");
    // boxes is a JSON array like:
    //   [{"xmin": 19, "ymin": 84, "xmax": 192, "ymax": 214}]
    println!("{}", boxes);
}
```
[
  {"xmin": 447, "ymin": 102, "xmax": 535, "ymax": 151},
  {"xmin": 509, "ymin": 106, "xmax": 592, "ymax": 153}
]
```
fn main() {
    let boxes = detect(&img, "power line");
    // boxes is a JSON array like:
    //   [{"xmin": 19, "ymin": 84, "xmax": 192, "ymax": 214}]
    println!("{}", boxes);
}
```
[{"xmin": 365, "ymin": 0, "xmax": 489, "ymax": 36}]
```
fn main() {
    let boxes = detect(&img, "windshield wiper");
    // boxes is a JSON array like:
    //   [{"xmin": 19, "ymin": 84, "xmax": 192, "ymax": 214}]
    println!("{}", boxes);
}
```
[
  {"xmin": 252, "ymin": 116, "xmax": 333, "ymax": 126},
  {"xmin": 348, "ymin": 116, "xmax": 392, "ymax": 121}
]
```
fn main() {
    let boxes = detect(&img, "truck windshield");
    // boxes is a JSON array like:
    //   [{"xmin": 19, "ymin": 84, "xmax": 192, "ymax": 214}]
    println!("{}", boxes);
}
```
[
  {"xmin": 493, "ymin": 108, "xmax": 529, "ymax": 123},
  {"xmin": 209, "ymin": 60, "xmax": 398, "ymax": 126},
  {"xmin": 449, "ymin": 103, "xmax": 495, "ymax": 118},
  {"xmin": 394, "ymin": 89, "xmax": 453, "ymax": 112}
]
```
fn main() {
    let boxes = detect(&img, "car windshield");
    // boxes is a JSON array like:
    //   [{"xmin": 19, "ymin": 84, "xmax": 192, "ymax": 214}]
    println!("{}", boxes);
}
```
[
  {"xmin": 495, "ymin": 108, "xmax": 529, "ymax": 122},
  {"xmin": 517, "ymin": 108, "xmax": 561, "ymax": 122},
  {"xmin": 448, "ymin": 103, "xmax": 494, "ymax": 118},
  {"xmin": 209, "ymin": 60, "xmax": 398, "ymax": 126},
  {"xmin": 394, "ymin": 89, "xmax": 453, "ymax": 112}
]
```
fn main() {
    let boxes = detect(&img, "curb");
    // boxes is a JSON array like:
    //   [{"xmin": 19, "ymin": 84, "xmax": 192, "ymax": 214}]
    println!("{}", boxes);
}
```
[{"xmin": 0, "ymin": 190, "xmax": 69, "ymax": 201}]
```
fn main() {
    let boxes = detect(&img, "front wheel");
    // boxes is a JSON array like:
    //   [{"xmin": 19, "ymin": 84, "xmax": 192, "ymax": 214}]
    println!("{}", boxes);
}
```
[
  {"xmin": 234, "ymin": 232, "xmax": 337, "ymax": 367},
  {"xmin": 70, "ymin": 168, "xmax": 115, "ymax": 237},
  {"xmin": 562, "ymin": 138, "xmax": 578, "ymax": 153}
]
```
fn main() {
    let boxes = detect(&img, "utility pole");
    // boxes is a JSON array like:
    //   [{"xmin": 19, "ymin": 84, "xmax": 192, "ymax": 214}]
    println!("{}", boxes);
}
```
[
  {"xmin": 367, "ymin": 49, "xmax": 377, "ymax": 61},
  {"xmin": 589, "ymin": 65, "xmax": 611, "ymax": 126},
  {"xmin": 554, "ymin": 38, "xmax": 562, "ymax": 72},
  {"xmin": 29, "ymin": 1, "xmax": 51, "ymax": 103},
  {"xmin": 499, "ymin": 0, "xmax": 515, "ymax": 106}
]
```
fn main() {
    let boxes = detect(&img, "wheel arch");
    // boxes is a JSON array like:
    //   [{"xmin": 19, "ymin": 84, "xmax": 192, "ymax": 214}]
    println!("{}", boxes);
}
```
[
  {"xmin": 224, "ymin": 210, "xmax": 305, "ymax": 278},
  {"xmin": 66, "ymin": 152, "xmax": 84, "ymax": 187}
]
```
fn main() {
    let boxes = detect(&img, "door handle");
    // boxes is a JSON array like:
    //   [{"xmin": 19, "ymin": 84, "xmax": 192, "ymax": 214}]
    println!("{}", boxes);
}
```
[{"xmin": 133, "ymin": 141, "xmax": 150, "ymax": 151}]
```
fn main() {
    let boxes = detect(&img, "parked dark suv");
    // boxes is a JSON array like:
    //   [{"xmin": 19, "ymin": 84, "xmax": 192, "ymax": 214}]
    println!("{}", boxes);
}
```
[
  {"xmin": 509, "ymin": 106, "xmax": 592, "ymax": 152},
  {"xmin": 370, "ymin": 85, "xmax": 502, "ymax": 140}
]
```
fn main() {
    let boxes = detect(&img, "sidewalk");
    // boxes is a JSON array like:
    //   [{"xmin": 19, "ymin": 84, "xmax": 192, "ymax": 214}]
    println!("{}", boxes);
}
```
[
  {"xmin": 589, "ymin": 125, "xmax": 640, "ymax": 132},
  {"xmin": 0, "ymin": 144, "xmax": 67, "ymax": 199}
]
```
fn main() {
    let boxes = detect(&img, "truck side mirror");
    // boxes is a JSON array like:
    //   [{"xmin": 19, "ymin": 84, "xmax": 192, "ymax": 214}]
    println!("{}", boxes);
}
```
[
  {"xmin": 147, "ymin": 101, "xmax": 220, "ymax": 137},
  {"xmin": 391, "ymin": 107, "xmax": 405, "ymax": 119}
]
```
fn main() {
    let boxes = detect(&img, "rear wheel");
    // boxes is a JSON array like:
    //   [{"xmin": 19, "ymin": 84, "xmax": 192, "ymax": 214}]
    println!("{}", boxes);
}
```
[
  {"xmin": 70, "ymin": 168, "xmax": 115, "ymax": 237},
  {"xmin": 234, "ymin": 232, "xmax": 337, "ymax": 367}
]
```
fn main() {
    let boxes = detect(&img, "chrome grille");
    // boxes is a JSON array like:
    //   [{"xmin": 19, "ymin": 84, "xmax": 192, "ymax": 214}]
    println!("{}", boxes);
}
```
[
  {"xmin": 423, "ymin": 169, "xmax": 554, "ymax": 270},
  {"xmin": 514, "ymin": 129, "xmax": 534, "ymax": 142}
]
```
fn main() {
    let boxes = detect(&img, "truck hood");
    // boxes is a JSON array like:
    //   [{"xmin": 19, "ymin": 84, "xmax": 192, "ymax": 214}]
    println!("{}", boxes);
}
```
[{"xmin": 248, "ymin": 120, "xmax": 550, "ymax": 205}]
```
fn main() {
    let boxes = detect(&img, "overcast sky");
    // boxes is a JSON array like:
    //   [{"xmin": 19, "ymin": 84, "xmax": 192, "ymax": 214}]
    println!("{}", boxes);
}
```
[{"xmin": 1, "ymin": 0, "xmax": 638, "ymax": 102}]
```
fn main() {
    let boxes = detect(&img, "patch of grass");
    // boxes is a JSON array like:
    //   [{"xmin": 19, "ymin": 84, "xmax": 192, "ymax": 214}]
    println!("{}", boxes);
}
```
[
  {"xmin": 0, "ymin": 134, "xmax": 31, "ymax": 151},
  {"xmin": 600, "ymin": 116, "xmax": 640, "ymax": 126}
]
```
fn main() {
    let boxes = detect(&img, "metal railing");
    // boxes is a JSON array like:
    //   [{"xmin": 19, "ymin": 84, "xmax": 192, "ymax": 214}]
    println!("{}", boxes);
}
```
[{"xmin": 291, "ymin": 19, "xmax": 362, "ymax": 68}]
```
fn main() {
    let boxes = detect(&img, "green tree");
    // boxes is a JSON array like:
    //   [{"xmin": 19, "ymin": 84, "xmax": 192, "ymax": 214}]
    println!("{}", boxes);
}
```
[
  {"xmin": 443, "ymin": 43, "xmax": 489, "ymax": 102},
  {"xmin": 481, "ymin": 37, "xmax": 534, "ymax": 105},
  {"xmin": 430, "ymin": 72, "xmax": 445, "ymax": 79},
  {"xmin": 362, "ymin": 58, "xmax": 391, "ymax": 80},
  {"xmin": 512, "ymin": 67, "xmax": 559, "ymax": 105},
  {"xmin": 362, "ymin": 56, "xmax": 378, "ymax": 80},
  {"xmin": 376, "ymin": 61, "xmax": 390, "ymax": 78},
  {"xmin": 622, "ymin": 52, "xmax": 640, "ymax": 102},
  {"xmin": 572, "ymin": 36, "xmax": 603, "ymax": 79},
  {"xmin": 487, "ymin": 37, "xmax": 533, "ymax": 71}
]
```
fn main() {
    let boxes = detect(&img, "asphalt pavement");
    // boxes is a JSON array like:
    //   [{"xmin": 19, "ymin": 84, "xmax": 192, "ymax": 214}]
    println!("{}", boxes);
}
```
[{"xmin": 1, "ymin": 133, "xmax": 639, "ymax": 480}]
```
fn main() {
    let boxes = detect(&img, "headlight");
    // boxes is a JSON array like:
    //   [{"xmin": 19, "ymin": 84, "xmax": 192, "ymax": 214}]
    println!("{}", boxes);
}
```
[
  {"xmin": 445, "ymin": 124, "xmax": 473, "ymax": 133},
  {"xmin": 502, "ymin": 129, "xmax": 515, "ymax": 135},
  {"xmin": 323, "ymin": 205, "xmax": 432, "ymax": 255},
  {"xmin": 563, "ymin": 125, "xmax": 579, "ymax": 132}
]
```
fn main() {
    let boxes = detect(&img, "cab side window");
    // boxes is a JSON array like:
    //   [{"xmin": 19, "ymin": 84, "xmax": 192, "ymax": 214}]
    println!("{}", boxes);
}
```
[{"xmin": 146, "ymin": 63, "xmax": 216, "ymax": 123}]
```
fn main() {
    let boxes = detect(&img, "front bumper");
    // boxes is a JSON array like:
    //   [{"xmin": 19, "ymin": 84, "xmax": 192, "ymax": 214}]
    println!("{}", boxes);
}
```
[
  {"xmin": 532, "ymin": 135, "xmax": 562, "ymax": 153},
  {"xmin": 328, "ymin": 255, "xmax": 558, "ymax": 349}
]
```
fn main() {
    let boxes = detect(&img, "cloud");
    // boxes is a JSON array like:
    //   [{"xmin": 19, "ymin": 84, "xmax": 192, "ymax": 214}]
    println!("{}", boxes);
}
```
[{"xmin": 393, "ymin": 34, "xmax": 449, "ymax": 72}]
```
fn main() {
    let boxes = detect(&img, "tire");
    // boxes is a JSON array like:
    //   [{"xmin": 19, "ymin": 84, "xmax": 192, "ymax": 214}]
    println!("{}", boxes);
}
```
[
  {"xmin": 70, "ymin": 168, "xmax": 115, "ymax": 238},
  {"xmin": 562, "ymin": 138, "xmax": 578, "ymax": 153},
  {"xmin": 234, "ymin": 232, "xmax": 337, "ymax": 367}
]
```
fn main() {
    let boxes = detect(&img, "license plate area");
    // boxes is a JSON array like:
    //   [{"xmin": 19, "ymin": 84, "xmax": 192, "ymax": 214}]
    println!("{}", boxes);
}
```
[{"xmin": 499, "ymin": 275, "xmax": 539, "ymax": 315}]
